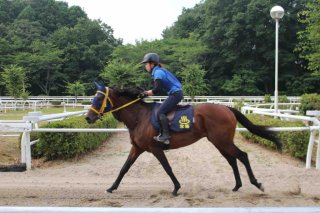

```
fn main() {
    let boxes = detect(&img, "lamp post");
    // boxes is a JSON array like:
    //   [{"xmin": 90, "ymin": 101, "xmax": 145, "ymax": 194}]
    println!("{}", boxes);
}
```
[{"xmin": 270, "ymin": 5, "xmax": 284, "ymax": 114}]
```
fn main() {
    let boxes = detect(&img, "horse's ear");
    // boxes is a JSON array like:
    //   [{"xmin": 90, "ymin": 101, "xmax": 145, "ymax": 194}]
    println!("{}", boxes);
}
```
[
  {"xmin": 104, "ymin": 80, "xmax": 109, "ymax": 87},
  {"xmin": 94, "ymin": 81, "xmax": 101, "ymax": 89}
]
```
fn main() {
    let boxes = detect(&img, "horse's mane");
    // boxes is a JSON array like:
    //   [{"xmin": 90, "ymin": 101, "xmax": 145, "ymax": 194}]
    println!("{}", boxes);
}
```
[
  {"xmin": 113, "ymin": 87, "xmax": 143, "ymax": 100},
  {"xmin": 113, "ymin": 87, "xmax": 154, "ymax": 110}
]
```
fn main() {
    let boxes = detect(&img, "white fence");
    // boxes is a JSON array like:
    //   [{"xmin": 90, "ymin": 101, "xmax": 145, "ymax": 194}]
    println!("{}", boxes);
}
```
[
  {"xmin": 0, "ymin": 95, "xmax": 300, "ymax": 111},
  {"xmin": 1, "ymin": 206, "xmax": 320, "ymax": 213},
  {"xmin": 1, "ymin": 97, "xmax": 319, "ymax": 171}
]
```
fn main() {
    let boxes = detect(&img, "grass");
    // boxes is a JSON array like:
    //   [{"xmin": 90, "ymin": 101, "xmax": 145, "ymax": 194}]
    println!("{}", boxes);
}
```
[
  {"xmin": 0, "ymin": 106, "xmax": 86, "ymax": 165},
  {"xmin": 0, "ymin": 107, "xmax": 85, "ymax": 120}
]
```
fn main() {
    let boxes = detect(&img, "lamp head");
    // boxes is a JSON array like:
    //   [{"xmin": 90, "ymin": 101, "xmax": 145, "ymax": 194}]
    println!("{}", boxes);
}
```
[{"xmin": 270, "ymin": 6, "xmax": 284, "ymax": 20}]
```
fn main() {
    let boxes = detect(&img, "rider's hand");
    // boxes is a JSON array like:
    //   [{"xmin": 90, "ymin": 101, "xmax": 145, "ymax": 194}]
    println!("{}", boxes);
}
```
[
  {"xmin": 138, "ymin": 90, "xmax": 153, "ymax": 99},
  {"xmin": 138, "ymin": 92, "xmax": 148, "ymax": 99},
  {"xmin": 144, "ymin": 90, "xmax": 154, "ymax": 96}
]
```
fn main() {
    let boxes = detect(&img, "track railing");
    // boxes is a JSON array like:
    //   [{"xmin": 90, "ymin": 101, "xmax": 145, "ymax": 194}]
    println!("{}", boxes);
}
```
[{"xmin": 1, "ymin": 97, "xmax": 319, "ymax": 171}]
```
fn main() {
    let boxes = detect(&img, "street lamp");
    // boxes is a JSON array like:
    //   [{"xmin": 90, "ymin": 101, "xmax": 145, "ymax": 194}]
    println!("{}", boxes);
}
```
[{"xmin": 270, "ymin": 5, "xmax": 284, "ymax": 114}]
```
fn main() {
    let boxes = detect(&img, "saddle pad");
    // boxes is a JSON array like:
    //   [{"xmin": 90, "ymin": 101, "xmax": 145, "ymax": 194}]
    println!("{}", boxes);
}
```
[{"xmin": 151, "ymin": 103, "xmax": 194, "ymax": 132}]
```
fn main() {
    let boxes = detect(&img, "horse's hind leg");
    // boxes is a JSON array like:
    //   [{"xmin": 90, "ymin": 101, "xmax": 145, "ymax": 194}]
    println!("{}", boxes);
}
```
[
  {"xmin": 217, "ymin": 149, "xmax": 242, "ymax": 191},
  {"xmin": 107, "ymin": 145, "xmax": 143, "ymax": 193},
  {"xmin": 211, "ymin": 138, "xmax": 263, "ymax": 192},
  {"xmin": 235, "ymin": 147, "xmax": 264, "ymax": 192}
]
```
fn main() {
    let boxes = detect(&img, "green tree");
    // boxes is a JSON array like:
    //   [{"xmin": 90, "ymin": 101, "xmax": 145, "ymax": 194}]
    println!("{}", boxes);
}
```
[
  {"xmin": 0, "ymin": 64, "xmax": 29, "ymax": 99},
  {"xmin": 222, "ymin": 69, "xmax": 262, "ymax": 95},
  {"xmin": 15, "ymin": 40, "xmax": 64, "ymax": 95},
  {"xmin": 49, "ymin": 18, "xmax": 121, "ymax": 86},
  {"xmin": 181, "ymin": 64, "xmax": 208, "ymax": 101},
  {"xmin": 164, "ymin": 0, "xmax": 308, "ymax": 95},
  {"xmin": 0, "ymin": 0, "xmax": 120, "ymax": 95},
  {"xmin": 110, "ymin": 36, "xmax": 208, "ymax": 90},
  {"xmin": 7, "ymin": 19, "xmax": 46, "ymax": 52},
  {"xmin": 66, "ymin": 81, "xmax": 85, "ymax": 103},
  {"xmin": 296, "ymin": 0, "xmax": 320, "ymax": 74},
  {"xmin": 100, "ymin": 59, "xmax": 145, "ymax": 89}
]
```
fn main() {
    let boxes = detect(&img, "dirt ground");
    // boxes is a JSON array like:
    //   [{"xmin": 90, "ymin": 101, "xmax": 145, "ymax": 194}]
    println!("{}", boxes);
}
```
[
  {"xmin": 1, "ymin": 131, "xmax": 320, "ymax": 208},
  {"xmin": 0, "ymin": 136, "xmax": 21, "ymax": 165}
]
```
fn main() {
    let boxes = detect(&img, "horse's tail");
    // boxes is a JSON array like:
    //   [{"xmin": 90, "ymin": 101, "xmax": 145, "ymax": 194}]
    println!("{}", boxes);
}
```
[{"xmin": 228, "ymin": 107, "xmax": 282, "ymax": 151}]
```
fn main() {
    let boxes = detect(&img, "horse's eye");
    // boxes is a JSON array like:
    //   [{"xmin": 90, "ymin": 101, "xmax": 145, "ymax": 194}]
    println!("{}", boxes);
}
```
[{"xmin": 96, "ymin": 94, "xmax": 104, "ymax": 101}]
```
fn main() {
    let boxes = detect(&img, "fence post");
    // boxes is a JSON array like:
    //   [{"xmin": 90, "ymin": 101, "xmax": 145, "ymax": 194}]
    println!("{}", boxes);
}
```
[
  {"xmin": 306, "ymin": 130, "xmax": 316, "ymax": 169},
  {"xmin": 20, "ymin": 132, "xmax": 26, "ymax": 164},
  {"xmin": 306, "ymin": 111, "xmax": 320, "ymax": 169},
  {"xmin": 317, "ymin": 129, "xmax": 320, "ymax": 169},
  {"xmin": 22, "ymin": 112, "xmax": 41, "ymax": 170},
  {"xmin": 20, "ymin": 127, "xmax": 32, "ymax": 170},
  {"xmin": 24, "ymin": 131, "xmax": 31, "ymax": 170}
]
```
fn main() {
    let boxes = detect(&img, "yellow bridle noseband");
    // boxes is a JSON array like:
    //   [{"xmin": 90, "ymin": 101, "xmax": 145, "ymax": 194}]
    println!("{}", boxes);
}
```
[{"xmin": 90, "ymin": 87, "xmax": 141, "ymax": 116}]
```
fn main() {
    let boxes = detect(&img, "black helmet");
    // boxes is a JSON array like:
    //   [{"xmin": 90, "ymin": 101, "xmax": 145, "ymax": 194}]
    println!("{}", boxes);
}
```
[{"xmin": 140, "ymin": 53, "xmax": 160, "ymax": 64}]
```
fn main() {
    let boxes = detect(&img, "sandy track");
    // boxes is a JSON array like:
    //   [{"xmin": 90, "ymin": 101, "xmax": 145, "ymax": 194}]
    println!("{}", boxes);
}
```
[{"xmin": 1, "ymin": 132, "xmax": 320, "ymax": 207}]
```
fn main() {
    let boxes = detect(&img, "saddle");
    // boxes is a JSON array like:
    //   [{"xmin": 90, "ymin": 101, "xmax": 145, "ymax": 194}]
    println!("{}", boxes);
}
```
[{"xmin": 151, "ymin": 103, "xmax": 194, "ymax": 132}]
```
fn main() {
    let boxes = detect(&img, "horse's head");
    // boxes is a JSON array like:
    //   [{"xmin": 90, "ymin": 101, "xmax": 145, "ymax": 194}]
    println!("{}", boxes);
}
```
[{"xmin": 85, "ymin": 82, "xmax": 114, "ymax": 124}]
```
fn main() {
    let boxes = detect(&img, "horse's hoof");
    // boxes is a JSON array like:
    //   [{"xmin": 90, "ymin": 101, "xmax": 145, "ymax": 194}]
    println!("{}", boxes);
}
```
[
  {"xmin": 106, "ymin": 188, "xmax": 114, "ymax": 193},
  {"xmin": 253, "ymin": 182, "xmax": 264, "ymax": 192},
  {"xmin": 172, "ymin": 184, "xmax": 181, "ymax": 196},
  {"xmin": 172, "ymin": 190, "xmax": 178, "ymax": 196},
  {"xmin": 259, "ymin": 184, "xmax": 265, "ymax": 192},
  {"xmin": 232, "ymin": 184, "xmax": 242, "ymax": 192}
]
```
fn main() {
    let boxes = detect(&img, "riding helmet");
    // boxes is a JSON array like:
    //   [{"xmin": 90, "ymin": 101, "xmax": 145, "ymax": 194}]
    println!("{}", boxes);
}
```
[{"xmin": 140, "ymin": 53, "xmax": 160, "ymax": 64}]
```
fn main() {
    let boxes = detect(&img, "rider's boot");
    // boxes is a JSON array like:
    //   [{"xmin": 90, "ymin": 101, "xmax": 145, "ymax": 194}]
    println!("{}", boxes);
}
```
[{"xmin": 154, "ymin": 114, "xmax": 170, "ymax": 144}]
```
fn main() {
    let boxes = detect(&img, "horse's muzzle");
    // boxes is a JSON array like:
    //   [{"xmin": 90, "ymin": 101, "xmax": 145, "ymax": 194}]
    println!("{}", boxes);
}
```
[{"xmin": 85, "ymin": 116, "xmax": 93, "ymax": 124}]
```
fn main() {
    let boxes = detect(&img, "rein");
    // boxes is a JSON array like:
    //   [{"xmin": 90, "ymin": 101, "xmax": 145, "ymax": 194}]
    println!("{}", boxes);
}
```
[{"xmin": 90, "ymin": 87, "xmax": 141, "ymax": 116}]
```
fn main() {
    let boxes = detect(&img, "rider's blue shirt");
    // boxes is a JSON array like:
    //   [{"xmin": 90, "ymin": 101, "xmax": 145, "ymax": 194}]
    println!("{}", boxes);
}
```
[{"xmin": 151, "ymin": 66, "xmax": 182, "ymax": 95}]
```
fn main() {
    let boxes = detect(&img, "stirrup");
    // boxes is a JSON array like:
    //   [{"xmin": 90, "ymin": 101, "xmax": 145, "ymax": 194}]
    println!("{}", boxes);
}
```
[{"xmin": 153, "ymin": 135, "xmax": 170, "ymax": 145}]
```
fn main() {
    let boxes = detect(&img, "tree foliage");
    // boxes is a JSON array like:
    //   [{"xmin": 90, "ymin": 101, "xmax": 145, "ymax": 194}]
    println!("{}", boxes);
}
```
[
  {"xmin": 66, "ymin": 81, "xmax": 86, "ymax": 103},
  {"xmin": 296, "ymin": 0, "xmax": 320, "ymax": 74},
  {"xmin": 222, "ymin": 69, "xmax": 262, "ymax": 95},
  {"xmin": 100, "ymin": 60, "xmax": 144, "ymax": 89},
  {"xmin": 107, "ymin": 36, "xmax": 208, "ymax": 90},
  {"xmin": 0, "ymin": 0, "xmax": 319, "ymax": 96},
  {"xmin": 181, "ymin": 64, "xmax": 208, "ymax": 100},
  {"xmin": 0, "ymin": 64, "xmax": 28, "ymax": 99},
  {"xmin": 163, "ymin": 0, "xmax": 315, "ymax": 95},
  {"xmin": 0, "ymin": 0, "xmax": 120, "ymax": 95}
]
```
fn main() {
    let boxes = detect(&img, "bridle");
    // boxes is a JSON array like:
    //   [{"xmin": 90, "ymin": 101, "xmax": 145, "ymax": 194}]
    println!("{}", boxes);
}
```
[{"xmin": 90, "ymin": 87, "xmax": 141, "ymax": 116}]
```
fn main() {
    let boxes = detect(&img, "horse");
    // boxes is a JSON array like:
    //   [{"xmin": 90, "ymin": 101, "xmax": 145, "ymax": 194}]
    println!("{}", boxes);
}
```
[{"xmin": 85, "ymin": 83, "xmax": 282, "ymax": 196}]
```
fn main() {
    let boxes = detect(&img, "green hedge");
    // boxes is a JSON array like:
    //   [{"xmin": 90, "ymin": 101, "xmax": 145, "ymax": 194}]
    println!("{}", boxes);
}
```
[
  {"xmin": 32, "ymin": 115, "xmax": 118, "ymax": 160},
  {"xmin": 264, "ymin": 94, "xmax": 272, "ymax": 103},
  {"xmin": 50, "ymin": 101, "xmax": 62, "ymax": 106},
  {"xmin": 81, "ymin": 101, "xmax": 92, "ymax": 105},
  {"xmin": 240, "ymin": 114, "xmax": 310, "ymax": 159},
  {"xmin": 300, "ymin": 93, "xmax": 320, "ymax": 114}
]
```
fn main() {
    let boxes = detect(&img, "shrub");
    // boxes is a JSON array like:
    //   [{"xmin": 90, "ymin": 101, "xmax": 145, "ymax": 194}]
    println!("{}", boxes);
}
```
[
  {"xmin": 264, "ymin": 94, "xmax": 272, "ymax": 103},
  {"xmin": 240, "ymin": 114, "xmax": 310, "ymax": 159},
  {"xmin": 300, "ymin": 93, "xmax": 320, "ymax": 114},
  {"xmin": 81, "ymin": 101, "xmax": 92, "ymax": 105},
  {"xmin": 233, "ymin": 99, "xmax": 244, "ymax": 110},
  {"xmin": 278, "ymin": 95, "xmax": 289, "ymax": 109},
  {"xmin": 279, "ymin": 95, "xmax": 289, "ymax": 103},
  {"xmin": 32, "ymin": 115, "xmax": 118, "ymax": 160},
  {"xmin": 51, "ymin": 101, "xmax": 62, "ymax": 106}
]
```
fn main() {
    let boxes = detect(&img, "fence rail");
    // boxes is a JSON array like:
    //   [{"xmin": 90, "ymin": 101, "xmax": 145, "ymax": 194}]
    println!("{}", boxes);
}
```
[
  {"xmin": 0, "ymin": 95, "xmax": 301, "ymax": 111},
  {"xmin": 1, "ymin": 206, "xmax": 320, "ymax": 213},
  {"xmin": 1, "ymin": 97, "xmax": 319, "ymax": 171}
]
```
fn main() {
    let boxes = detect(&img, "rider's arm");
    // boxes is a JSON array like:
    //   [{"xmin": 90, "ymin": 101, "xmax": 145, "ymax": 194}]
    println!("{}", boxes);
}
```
[{"xmin": 152, "ymin": 79, "xmax": 162, "ymax": 95}]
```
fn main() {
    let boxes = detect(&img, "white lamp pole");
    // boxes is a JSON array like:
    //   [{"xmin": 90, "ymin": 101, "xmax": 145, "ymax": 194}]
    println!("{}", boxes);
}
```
[{"xmin": 270, "ymin": 6, "xmax": 284, "ymax": 114}]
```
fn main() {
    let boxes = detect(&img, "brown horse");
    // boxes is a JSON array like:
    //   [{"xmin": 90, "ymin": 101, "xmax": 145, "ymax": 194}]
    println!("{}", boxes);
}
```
[{"xmin": 85, "ymin": 84, "xmax": 282, "ymax": 196}]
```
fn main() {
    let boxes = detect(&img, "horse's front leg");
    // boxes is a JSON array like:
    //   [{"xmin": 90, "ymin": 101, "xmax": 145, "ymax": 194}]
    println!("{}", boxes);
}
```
[
  {"xmin": 107, "ymin": 145, "xmax": 143, "ymax": 193},
  {"xmin": 150, "ymin": 146, "xmax": 181, "ymax": 196}
]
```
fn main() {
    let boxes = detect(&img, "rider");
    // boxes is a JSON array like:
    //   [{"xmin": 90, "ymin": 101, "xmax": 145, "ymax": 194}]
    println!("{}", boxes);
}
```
[{"xmin": 140, "ymin": 53, "xmax": 183, "ymax": 144}]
